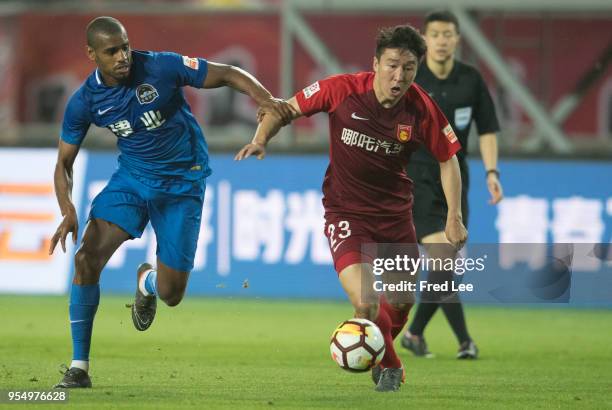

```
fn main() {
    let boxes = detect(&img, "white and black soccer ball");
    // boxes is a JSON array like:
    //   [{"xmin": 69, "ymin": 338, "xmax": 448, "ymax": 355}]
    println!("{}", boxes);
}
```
[{"xmin": 330, "ymin": 318, "xmax": 385, "ymax": 372}]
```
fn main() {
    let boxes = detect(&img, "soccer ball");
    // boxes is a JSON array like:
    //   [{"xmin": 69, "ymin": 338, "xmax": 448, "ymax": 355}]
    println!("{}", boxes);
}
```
[{"xmin": 329, "ymin": 318, "xmax": 385, "ymax": 372}]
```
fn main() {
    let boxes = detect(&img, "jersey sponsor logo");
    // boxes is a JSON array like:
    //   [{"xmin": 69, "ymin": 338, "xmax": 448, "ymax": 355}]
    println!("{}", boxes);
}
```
[
  {"xmin": 350, "ymin": 112, "xmax": 369, "ymax": 121},
  {"xmin": 443, "ymin": 124, "xmax": 458, "ymax": 143},
  {"xmin": 140, "ymin": 110, "xmax": 166, "ymax": 130},
  {"xmin": 302, "ymin": 82, "xmax": 320, "ymax": 99},
  {"xmin": 97, "ymin": 106, "xmax": 113, "ymax": 115},
  {"xmin": 182, "ymin": 55, "xmax": 199, "ymax": 70},
  {"xmin": 340, "ymin": 128, "xmax": 403, "ymax": 156},
  {"xmin": 454, "ymin": 106, "xmax": 472, "ymax": 130},
  {"xmin": 108, "ymin": 119, "xmax": 134, "ymax": 138},
  {"xmin": 136, "ymin": 83, "xmax": 159, "ymax": 105},
  {"xmin": 396, "ymin": 124, "xmax": 412, "ymax": 142}
]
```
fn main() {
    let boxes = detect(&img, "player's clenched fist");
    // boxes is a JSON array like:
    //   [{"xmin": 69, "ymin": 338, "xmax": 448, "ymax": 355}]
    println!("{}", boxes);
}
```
[
  {"xmin": 445, "ymin": 218, "xmax": 467, "ymax": 250},
  {"xmin": 258, "ymin": 97, "xmax": 295, "ymax": 126},
  {"xmin": 487, "ymin": 172, "xmax": 504, "ymax": 205}
]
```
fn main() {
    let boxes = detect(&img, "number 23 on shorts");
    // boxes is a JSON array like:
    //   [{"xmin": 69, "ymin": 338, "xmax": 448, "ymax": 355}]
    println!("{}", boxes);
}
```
[{"xmin": 327, "ymin": 220, "xmax": 352, "ymax": 253}]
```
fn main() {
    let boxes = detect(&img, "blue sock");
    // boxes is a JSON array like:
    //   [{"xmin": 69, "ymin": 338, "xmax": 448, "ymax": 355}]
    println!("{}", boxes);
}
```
[
  {"xmin": 69, "ymin": 284, "xmax": 100, "ymax": 362},
  {"xmin": 144, "ymin": 270, "xmax": 157, "ymax": 295}
]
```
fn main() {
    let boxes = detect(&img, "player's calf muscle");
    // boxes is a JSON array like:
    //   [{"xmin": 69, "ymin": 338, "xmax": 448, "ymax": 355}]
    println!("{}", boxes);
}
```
[
  {"xmin": 340, "ymin": 263, "xmax": 379, "ymax": 320},
  {"xmin": 157, "ymin": 289, "xmax": 185, "ymax": 307},
  {"xmin": 156, "ymin": 275, "xmax": 189, "ymax": 307},
  {"xmin": 354, "ymin": 303, "xmax": 378, "ymax": 320},
  {"xmin": 389, "ymin": 303, "xmax": 412, "ymax": 312}
]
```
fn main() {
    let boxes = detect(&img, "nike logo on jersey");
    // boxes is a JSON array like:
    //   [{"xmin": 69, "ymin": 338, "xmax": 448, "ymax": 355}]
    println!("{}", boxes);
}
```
[
  {"xmin": 97, "ymin": 107, "xmax": 113, "ymax": 115},
  {"xmin": 351, "ymin": 112, "xmax": 369, "ymax": 121},
  {"xmin": 70, "ymin": 319, "xmax": 88, "ymax": 324}
]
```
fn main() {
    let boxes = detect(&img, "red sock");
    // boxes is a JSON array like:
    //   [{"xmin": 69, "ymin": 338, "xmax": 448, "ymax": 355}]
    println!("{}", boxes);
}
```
[
  {"xmin": 381, "ymin": 301, "xmax": 412, "ymax": 339},
  {"xmin": 374, "ymin": 305, "xmax": 402, "ymax": 368}
]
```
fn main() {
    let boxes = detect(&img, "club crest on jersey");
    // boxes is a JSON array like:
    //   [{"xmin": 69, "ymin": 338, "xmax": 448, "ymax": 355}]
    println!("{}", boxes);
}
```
[
  {"xmin": 396, "ymin": 124, "xmax": 412, "ymax": 142},
  {"xmin": 136, "ymin": 84, "xmax": 159, "ymax": 105},
  {"xmin": 443, "ymin": 124, "xmax": 458, "ymax": 143}
]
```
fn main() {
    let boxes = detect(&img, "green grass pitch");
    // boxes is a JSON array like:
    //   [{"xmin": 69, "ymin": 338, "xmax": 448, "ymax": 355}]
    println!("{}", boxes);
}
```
[{"xmin": 1, "ymin": 296, "xmax": 611, "ymax": 409}]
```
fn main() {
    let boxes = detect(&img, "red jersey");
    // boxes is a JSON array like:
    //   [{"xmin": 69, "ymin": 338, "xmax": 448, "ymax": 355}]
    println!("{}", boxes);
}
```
[{"xmin": 295, "ymin": 72, "xmax": 461, "ymax": 217}]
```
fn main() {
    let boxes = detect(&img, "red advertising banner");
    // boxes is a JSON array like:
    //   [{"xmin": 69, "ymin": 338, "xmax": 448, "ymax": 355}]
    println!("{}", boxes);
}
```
[
  {"xmin": 8, "ymin": 12, "xmax": 612, "ymax": 139},
  {"xmin": 0, "ymin": 17, "xmax": 18, "ymax": 139}
]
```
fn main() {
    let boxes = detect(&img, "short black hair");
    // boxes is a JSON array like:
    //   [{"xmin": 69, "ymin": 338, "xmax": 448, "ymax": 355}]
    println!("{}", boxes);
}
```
[
  {"xmin": 86, "ymin": 16, "xmax": 126, "ymax": 48},
  {"xmin": 375, "ymin": 24, "xmax": 427, "ymax": 61},
  {"xmin": 424, "ymin": 10, "xmax": 460, "ymax": 33}
]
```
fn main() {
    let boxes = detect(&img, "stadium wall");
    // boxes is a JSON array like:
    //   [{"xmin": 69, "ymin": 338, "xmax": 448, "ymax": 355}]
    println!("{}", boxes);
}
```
[
  {"xmin": 3, "ymin": 13, "xmax": 611, "ymax": 141},
  {"xmin": 0, "ymin": 149, "xmax": 610, "ymax": 305}
]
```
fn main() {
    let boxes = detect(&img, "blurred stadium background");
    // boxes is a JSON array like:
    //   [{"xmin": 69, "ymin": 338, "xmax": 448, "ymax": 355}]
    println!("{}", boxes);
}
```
[
  {"xmin": 1, "ymin": 0, "xmax": 610, "ymax": 297},
  {"xmin": 0, "ymin": 0, "xmax": 611, "ymax": 407}
]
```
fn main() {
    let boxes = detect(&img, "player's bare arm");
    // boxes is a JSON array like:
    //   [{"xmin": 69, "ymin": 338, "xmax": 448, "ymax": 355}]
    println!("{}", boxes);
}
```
[
  {"xmin": 234, "ymin": 96, "xmax": 302, "ymax": 161},
  {"xmin": 49, "ymin": 140, "xmax": 81, "ymax": 254},
  {"xmin": 439, "ymin": 155, "xmax": 467, "ymax": 249},
  {"xmin": 479, "ymin": 132, "xmax": 503, "ymax": 205},
  {"xmin": 203, "ymin": 61, "xmax": 294, "ymax": 125}
]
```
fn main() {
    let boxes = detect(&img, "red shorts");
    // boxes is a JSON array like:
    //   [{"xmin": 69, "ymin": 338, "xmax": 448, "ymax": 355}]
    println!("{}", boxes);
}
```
[{"xmin": 324, "ymin": 212, "xmax": 417, "ymax": 274}]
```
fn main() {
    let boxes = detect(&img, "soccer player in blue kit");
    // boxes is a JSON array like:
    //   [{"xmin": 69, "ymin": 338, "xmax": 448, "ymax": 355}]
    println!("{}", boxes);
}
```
[{"xmin": 49, "ymin": 16, "xmax": 293, "ymax": 388}]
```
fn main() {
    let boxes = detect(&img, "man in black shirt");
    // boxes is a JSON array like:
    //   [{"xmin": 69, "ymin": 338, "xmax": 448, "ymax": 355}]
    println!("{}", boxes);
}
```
[{"xmin": 401, "ymin": 10, "xmax": 503, "ymax": 359}]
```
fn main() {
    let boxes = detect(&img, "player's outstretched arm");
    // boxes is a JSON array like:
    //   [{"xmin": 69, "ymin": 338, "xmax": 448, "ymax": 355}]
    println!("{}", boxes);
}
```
[
  {"xmin": 234, "ymin": 97, "xmax": 302, "ymax": 161},
  {"xmin": 203, "ymin": 61, "xmax": 294, "ymax": 125},
  {"xmin": 439, "ymin": 155, "xmax": 467, "ymax": 249},
  {"xmin": 49, "ymin": 140, "xmax": 81, "ymax": 254},
  {"xmin": 479, "ymin": 132, "xmax": 503, "ymax": 205}
]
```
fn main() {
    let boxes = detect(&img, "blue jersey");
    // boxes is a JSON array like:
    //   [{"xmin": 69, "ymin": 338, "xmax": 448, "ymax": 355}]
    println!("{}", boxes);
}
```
[{"xmin": 61, "ymin": 50, "xmax": 211, "ymax": 183}]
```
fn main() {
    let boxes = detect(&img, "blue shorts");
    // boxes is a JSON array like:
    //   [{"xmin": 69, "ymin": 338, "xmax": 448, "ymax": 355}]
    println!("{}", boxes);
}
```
[{"xmin": 89, "ymin": 167, "xmax": 206, "ymax": 272}]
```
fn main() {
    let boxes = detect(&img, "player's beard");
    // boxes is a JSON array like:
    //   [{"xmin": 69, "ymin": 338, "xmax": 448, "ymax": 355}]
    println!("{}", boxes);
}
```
[{"xmin": 113, "ymin": 65, "xmax": 131, "ymax": 83}]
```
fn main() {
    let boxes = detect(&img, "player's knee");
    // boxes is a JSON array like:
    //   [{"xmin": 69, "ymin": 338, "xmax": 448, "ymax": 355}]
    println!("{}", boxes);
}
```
[{"xmin": 73, "ymin": 247, "xmax": 103, "ymax": 284}]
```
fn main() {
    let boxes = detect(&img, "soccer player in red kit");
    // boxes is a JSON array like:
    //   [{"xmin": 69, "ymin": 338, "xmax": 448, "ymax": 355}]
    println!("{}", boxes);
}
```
[{"xmin": 235, "ymin": 25, "xmax": 467, "ymax": 392}]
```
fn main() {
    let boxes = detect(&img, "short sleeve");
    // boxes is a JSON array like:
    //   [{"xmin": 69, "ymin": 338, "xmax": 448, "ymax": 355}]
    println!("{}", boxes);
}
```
[
  {"xmin": 416, "ymin": 86, "xmax": 462, "ymax": 162},
  {"xmin": 473, "ymin": 73, "xmax": 500, "ymax": 135},
  {"xmin": 60, "ymin": 88, "xmax": 92, "ymax": 146},
  {"xmin": 294, "ymin": 74, "xmax": 355, "ymax": 117},
  {"xmin": 156, "ymin": 52, "xmax": 208, "ymax": 89}
]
